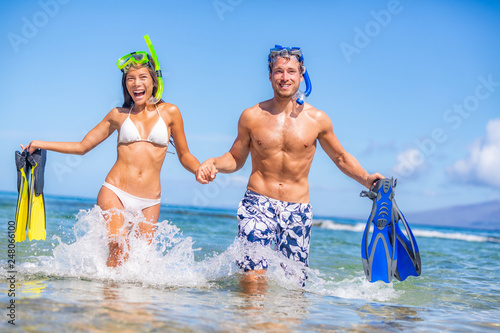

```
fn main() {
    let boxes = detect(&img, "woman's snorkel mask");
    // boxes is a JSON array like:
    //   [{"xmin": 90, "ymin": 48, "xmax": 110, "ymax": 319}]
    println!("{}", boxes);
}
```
[
  {"xmin": 116, "ymin": 35, "xmax": 163, "ymax": 103},
  {"xmin": 268, "ymin": 45, "xmax": 312, "ymax": 105}
]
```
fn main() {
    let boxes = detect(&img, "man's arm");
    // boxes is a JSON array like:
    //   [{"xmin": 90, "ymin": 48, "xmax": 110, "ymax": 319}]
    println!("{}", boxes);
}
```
[
  {"xmin": 196, "ymin": 109, "xmax": 252, "ymax": 184},
  {"xmin": 317, "ymin": 111, "xmax": 383, "ymax": 188}
]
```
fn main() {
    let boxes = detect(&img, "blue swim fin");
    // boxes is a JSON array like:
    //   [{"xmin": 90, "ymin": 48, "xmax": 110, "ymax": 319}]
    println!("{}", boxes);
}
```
[
  {"xmin": 360, "ymin": 178, "xmax": 397, "ymax": 283},
  {"xmin": 360, "ymin": 178, "xmax": 421, "ymax": 283},
  {"xmin": 392, "ymin": 201, "xmax": 421, "ymax": 281}
]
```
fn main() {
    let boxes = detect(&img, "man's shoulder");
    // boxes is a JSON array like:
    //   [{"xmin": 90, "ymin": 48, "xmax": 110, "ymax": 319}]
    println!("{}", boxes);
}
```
[
  {"xmin": 302, "ymin": 103, "xmax": 330, "ymax": 121},
  {"xmin": 240, "ymin": 100, "xmax": 270, "ymax": 118}
]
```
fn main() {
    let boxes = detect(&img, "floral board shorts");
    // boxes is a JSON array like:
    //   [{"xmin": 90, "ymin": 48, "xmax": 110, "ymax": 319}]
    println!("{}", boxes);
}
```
[{"xmin": 236, "ymin": 190, "xmax": 313, "ymax": 273}]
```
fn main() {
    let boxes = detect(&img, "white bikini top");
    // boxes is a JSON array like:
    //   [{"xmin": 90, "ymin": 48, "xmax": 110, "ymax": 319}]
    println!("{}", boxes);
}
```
[{"xmin": 118, "ymin": 105, "xmax": 170, "ymax": 147}]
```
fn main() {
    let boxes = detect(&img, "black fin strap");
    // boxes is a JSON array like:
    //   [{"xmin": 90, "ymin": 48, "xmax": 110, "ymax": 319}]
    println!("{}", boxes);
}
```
[
  {"xmin": 15, "ymin": 151, "xmax": 28, "ymax": 193},
  {"xmin": 27, "ymin": 149, "xmax": 47, "ymax": 196},
  {"xmin": 360, "ymin": 190, "xmax": 377, "ymax": 199}
]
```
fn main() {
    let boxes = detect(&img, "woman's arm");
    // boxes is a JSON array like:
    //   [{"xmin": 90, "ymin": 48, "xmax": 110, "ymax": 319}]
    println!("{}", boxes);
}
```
[
  {"xmin": 23, "ymin": 108, "xmax": 119, "ymax": 155},
  {"xmin": 167, "ymin": 104, "xmax": 200, "ymax": 174}
]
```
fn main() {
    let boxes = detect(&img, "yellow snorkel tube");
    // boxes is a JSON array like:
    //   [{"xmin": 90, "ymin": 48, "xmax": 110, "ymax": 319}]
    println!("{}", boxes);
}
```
[{"xmin": 144, "ymin": 35, "xmax": 163, "ymax": 102}]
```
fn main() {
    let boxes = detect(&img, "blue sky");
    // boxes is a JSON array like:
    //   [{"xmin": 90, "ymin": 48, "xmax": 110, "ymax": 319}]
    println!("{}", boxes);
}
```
[{"xmin": 1, "ymin": 0, "xmax": 499, "ymax": 218}]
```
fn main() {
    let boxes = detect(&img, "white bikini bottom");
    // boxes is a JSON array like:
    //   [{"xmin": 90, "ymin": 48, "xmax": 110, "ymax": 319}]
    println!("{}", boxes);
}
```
[{"xmin": 102, "ymin": 182, "xmax": 161, "ymax": 212}]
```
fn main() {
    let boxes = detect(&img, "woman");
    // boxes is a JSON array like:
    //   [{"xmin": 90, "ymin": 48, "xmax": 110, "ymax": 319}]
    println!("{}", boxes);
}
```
[{"xmin": 22, "ymin": 37, "xmax": 200, "ymax": 267}]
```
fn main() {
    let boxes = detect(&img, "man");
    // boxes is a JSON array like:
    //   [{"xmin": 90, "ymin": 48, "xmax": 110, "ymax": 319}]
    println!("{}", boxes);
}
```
[{"xmin": 196, "ymin": 45, "xmax": 382, "ymax": 285}]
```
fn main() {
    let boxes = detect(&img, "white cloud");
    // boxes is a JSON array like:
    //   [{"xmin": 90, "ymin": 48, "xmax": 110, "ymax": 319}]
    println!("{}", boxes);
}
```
[
  {"xmin": 448, "ymin": 118, "xmax": 500, "ymax": 188},
  {"xmin": 392, "ymin": 148, "xmax": 429, "ymax": 179}
]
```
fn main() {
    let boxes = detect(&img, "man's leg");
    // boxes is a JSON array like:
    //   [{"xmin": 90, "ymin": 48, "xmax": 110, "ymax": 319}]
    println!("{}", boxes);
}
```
[
  {"xmin": 276, "ymin": 202, "xmax": 313, "ymax": 285},
  {"xmin": 236, "ymin": 191, "xmax": 277, "ymax": 292}
]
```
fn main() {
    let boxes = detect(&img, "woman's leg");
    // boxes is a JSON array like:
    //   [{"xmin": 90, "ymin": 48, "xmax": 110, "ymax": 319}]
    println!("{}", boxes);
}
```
[
  {"xmin": 138, "ymin": 203, "xmax": 161, "ymax": 243},
  {"xmin": 97, "ymin": 186, "xmax": 128, "ymax": 267}
]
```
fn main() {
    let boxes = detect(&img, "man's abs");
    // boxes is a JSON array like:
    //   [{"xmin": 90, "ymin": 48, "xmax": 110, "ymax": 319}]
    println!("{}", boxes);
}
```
[{"xmin": 246, "ymin": 169, "xmax": 311, "ymax": 203}]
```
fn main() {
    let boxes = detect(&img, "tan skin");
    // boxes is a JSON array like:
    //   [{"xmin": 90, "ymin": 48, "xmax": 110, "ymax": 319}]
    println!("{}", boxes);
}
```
[
  {"xmin": 196, "ymin": 57, "xmax": 383, "ymax": 285},
  {"xmin": 23, "ymin": 66, "xmax": 200, "ymax": 267}
]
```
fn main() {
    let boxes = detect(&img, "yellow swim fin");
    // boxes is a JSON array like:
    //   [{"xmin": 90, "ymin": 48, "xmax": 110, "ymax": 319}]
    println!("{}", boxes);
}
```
[
  {"xmin": 27, "ymin": 149, "xmax": 47, "ymax": 241},
  {"xmin": 14, "ymin": 151, "xmax": 30, "ymax": 242}
]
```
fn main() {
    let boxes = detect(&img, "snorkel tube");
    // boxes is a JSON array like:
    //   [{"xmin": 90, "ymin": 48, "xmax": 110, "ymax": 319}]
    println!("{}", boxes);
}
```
[
  {"xmin": 144, "ymin": 34, "xmax": 163, "ymax": 103},
  {"xmin": 295, "ymin": 69, "xmax": 311, "ymax": 105}
]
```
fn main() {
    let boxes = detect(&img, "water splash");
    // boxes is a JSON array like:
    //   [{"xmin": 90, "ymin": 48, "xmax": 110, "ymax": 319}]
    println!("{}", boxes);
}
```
[
  {"xmin": 18, "ymin": 206, "xmax": 208, "ymax": 287},
  {"xmin": 12, "ymin": 206, "xmax": 402, "ymax": 301}
]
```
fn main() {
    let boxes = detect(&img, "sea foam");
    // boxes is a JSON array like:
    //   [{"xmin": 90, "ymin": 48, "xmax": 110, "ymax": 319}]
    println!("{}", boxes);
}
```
[{"xmin": 13, "ymin": 207, "xmax": 402, "ymax": 302}]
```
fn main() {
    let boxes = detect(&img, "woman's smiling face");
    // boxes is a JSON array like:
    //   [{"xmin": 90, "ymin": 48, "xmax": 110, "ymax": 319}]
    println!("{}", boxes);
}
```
[{"xmin": 125, "ymin": 66, "xmax": 154, "ymax": 105}]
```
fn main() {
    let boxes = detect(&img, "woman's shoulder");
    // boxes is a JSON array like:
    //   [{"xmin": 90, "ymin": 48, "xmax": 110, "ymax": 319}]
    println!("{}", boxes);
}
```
[
  {"xmin": 102, "ymin": 107, "xmax": 129, "ymax": 126},
  {"xmin": 157, "ymin": 102, "xmax": 180, "ymax": 115},
  {"xmin": 107, "ymin": 106, "xmax": 130, "ymax": 116}
]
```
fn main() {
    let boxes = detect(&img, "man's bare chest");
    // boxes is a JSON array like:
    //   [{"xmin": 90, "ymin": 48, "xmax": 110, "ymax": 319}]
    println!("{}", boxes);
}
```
[{"xmin": 250, "ymin": 119, "xmax": 318, "ymax": 152}]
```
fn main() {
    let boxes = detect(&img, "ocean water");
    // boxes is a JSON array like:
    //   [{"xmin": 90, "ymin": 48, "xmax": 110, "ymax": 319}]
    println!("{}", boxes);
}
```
[{"xmin": 1, "ymin": 192, "xmax": 499, "ymax": 332}]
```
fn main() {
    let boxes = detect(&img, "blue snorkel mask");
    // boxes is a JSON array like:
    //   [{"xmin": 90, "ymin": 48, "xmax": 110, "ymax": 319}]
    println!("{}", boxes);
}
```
[{"xmin": 268, "ymin": 45, "xmax": 312, "ymax": 105}]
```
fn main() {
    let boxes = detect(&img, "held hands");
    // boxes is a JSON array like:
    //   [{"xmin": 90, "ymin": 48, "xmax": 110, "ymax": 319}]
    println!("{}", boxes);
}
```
[{"xmin": 196, "ymin": 159, "xmax": 219, "ymax": 184}]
